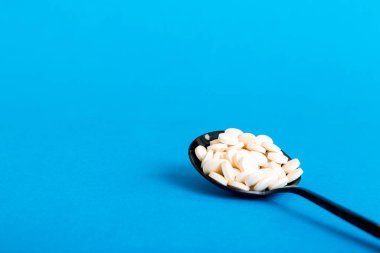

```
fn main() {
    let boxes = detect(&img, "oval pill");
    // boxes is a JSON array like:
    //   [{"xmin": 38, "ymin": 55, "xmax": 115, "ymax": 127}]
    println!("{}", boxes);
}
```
[
  {"xmin": 239, "ymin": 153, "xmax": 259, "ymax": 173},
  {"xmin": 260, "ymin": 168, "xmax": 278, "ymax": 178},
  {"xmin": 271, "ymin": 165, "xmax": 286, "ymax": 178},
  {"xmin": 227, "ymin": 142, "xmax": 245, "ymax": 150},
  {"xmin": 221, "ymin": 161, "xmax": 237, "ymax": 181},
  {"xmin": 282, "ymin": 158, "xmax": 300, "ymax": 173},
  {"xmin": 250, "ymin": 151, "xmax": 268, "ymax": 165},
  {"xmin": 235, "ymin": 171, "xmax": 252, "ymax": 183},
  {"xmin": 225, "ymin": 128, "xmax": 243, "ymax": 136},
  {"xmin": 268, "ymin": 161, "xmax": 286, "ymax": 176},
  {"xmin": 233, "ymin": 150, "xmax": 249, "ymax": 169},
  {"xmin": 246, "ymin": 143, "xmax": 266, "ymax": 153},
  {"xmin": 226, "ymin": 149, "xmax": 238, "ymax": 164},
  {"xmin": 195, "ymin": 145, "xmax": 207, "ymax": 161},
  {"xmin": 228, "ymin": 181, "xmax": 250, "ymax": 191},
  {"xmin": 201, "ymin": 150, "xmax": 214, "ymax": 166},
  {"xmin": 254, "ymin": 175, "xmax": 277, "ymax": 191},
  {"xmin": 256, "ymin": 135, "xmax": 273, "ymax": 145},
  {"xmin": 209, "ymin": 172, "xmax": 228, "ymax": 186},
  {"xmin": 238, "ymin": 133, "xmax": 256, "ymax": 145},
  {"xmin": 218, "ymin": 133, "xmax": 239, "ymax": 145},
  {"xmin": 287, "ymin": 168, "xmax": 303, "ymax": 182},
  {"xmin": 267, "ymin": 152, "xmax": 288, "ymax": 164},
  {"xmin": 213, "ymin": 151, "xmax": 222, "ymax": 159},
  {"xmin": 262, "ymin": 142, "xmax": 281, "ymax": 152},
  {"xmin": 232, "ymin": 168, "xmax": 240, "ymax": 175},
  {"xmin": 269, "ymin": 161, "xmax": 282, "ymax": 170},
  {"xmin": 245, "ymin": 170, "xmax": 265, "ymax": 187},
  {"xmin": 202, "ymin": 159, "xmax": 223, "ymax": 174},
  {"xmin": 207, "ymin": 143, "xmax": 228, "ymax": 152},
  {"xmin": 210, "ymin": 139, "xmax": 221, "ymax": 145},
  {"xmin": 269, "ymin": 177, "xmax": 289, "ymax": 190}
]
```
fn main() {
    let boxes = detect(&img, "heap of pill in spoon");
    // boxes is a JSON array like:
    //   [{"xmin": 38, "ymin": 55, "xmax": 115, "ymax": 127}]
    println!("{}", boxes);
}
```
[{"xmin": 194, "ymin": 128, "xmax": 303, "ymax": 191}]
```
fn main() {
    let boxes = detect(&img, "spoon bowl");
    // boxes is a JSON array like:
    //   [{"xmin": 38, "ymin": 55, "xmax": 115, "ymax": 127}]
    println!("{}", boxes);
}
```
[{"xmin": 188, "ymin": 130, "xmax": 301, "ymax": 197}]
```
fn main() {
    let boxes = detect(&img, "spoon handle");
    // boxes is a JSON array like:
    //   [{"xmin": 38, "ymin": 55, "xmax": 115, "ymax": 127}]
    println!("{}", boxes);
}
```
[{"xmin": 281, "ymin": 187, "xmax": 380, "ymax": 239}]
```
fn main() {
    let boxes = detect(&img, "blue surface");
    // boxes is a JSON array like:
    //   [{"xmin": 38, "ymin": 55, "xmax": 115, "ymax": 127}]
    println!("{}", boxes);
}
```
[{"xmin": 1, "ymin": 0, "xmax": 380, "ymax": 252}]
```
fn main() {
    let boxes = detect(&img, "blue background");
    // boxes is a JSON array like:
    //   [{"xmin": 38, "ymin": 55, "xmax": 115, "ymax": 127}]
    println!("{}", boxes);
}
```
[{"xmin": 0, "ymin": 0, "xmax": 380, "ymax": 252}]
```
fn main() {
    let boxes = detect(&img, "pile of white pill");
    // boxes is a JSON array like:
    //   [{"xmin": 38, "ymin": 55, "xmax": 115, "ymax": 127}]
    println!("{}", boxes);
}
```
[{"xmin": 194, "ymin": 128, "xmax": 303, "ymax": 191}]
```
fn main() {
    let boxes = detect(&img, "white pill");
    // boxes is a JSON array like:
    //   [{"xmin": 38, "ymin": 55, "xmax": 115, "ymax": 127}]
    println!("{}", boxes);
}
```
[
  {"xmin": 246, "ymin": 143, "xmax": 266, "ymax": 153},
  {"xmin": 239, "ymin": 153, "xmax": 259, "ymax": 173},
  {"xmin": 250, "ymin": 151, "xmax": 268, "ymax": 165},
  {"xmin": 267, "ymin": 152, "xmax": 288, "ymax": 164},
  {"xmin": 260, "ymin": 168, "xmax": 279, "ymax": 179},
  {"xmin": 256, "ymin": 135, "xmax": 273, "ymax": 145},
  {"xmin": 233, "ymin": 150, "xmax": 249, "ymax": 169},
  {"xmin": 271, "ymin": 164, "xmax": 286, "ymax": 178},
  {"xmin": 218, "ymin": 133, "xmax": 239, "ymax": 145},
  {"xmin": 209, "ymin": 172, "xmax": 228, "ymax": 186},
  {"xmin": 245, "ymin": 170, "xmax": 265, "ymax": 187},
  {"xmin": 201, "ymin": 150, "xmax": 214, "ymax": 166},
  {"xmin": 287, "ymin": 168, "xmax": 303, "ymax": 182},
  {"xmin": 254, "ymin": 175, "xmax": 277, "ymax": 191},
  {"xmin": 222, "ymin": 161, "xmax": 237, "ymax": 181},
  {"xmin": 282, "ymin": 158, "xmax": 301, "ymax": 173},
  {"xmin": 235, "ymin": 171, "xmax": 252, "ymax": 183},
  {"xmin": 227, "ymin": 142, "xmax": 245, "ymax": 150},
  {"xmin": 204, "ymin": 134, "xmax": 210, "ymax": 140},
  {"xmin": 195, "ymin": 145, "xmax": 207, "ymax": 161},
  {"xmin": 207, "ymin": 143, "xmax": 228, "ymax": 152},
  {"xmin": 238, "ymin": 133, "xmax": 256, "ymax": 145},
  {"xmin": 210, "ymin": 139, "xmax": 221, "ymax": 145},
  {"xmin": 268, "ymin": 177, "xmax": 289, "ymax": 190},
  {"xmin": 225, "ymin": 128, "xmax": 243, "ymax": 136},
  {"xmin": 226, "ymin": 149, "xmax": 238, "ymax": 164},
  {"xmin": 228, "ymin": 181, "xmax": 250, "ymax": 191},
  {"xmin": 262, "ymin": 142, "xmax": 281, "ymax": 152},
  {"xmin": 202, "ymin": 159, "xmax": 223, "ymax": 174},
  {"xmin": 213, "ymin": 151, "xmax": 222, "ymax": 159},
  {"xmin": 269, "ymin": 161, "xmax": 282, "ymax": 170}
]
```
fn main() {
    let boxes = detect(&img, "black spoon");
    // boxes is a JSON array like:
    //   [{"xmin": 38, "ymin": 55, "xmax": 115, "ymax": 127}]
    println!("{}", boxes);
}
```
[{"xmin": 188, "ymin": 130, "xmax": 380, "ymax": 239}]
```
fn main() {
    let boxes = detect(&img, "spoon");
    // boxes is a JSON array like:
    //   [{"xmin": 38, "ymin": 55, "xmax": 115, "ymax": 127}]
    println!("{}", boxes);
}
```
[{"xmin": 188, "ymin": 130, "xmax": 380, "ymax": 239}]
